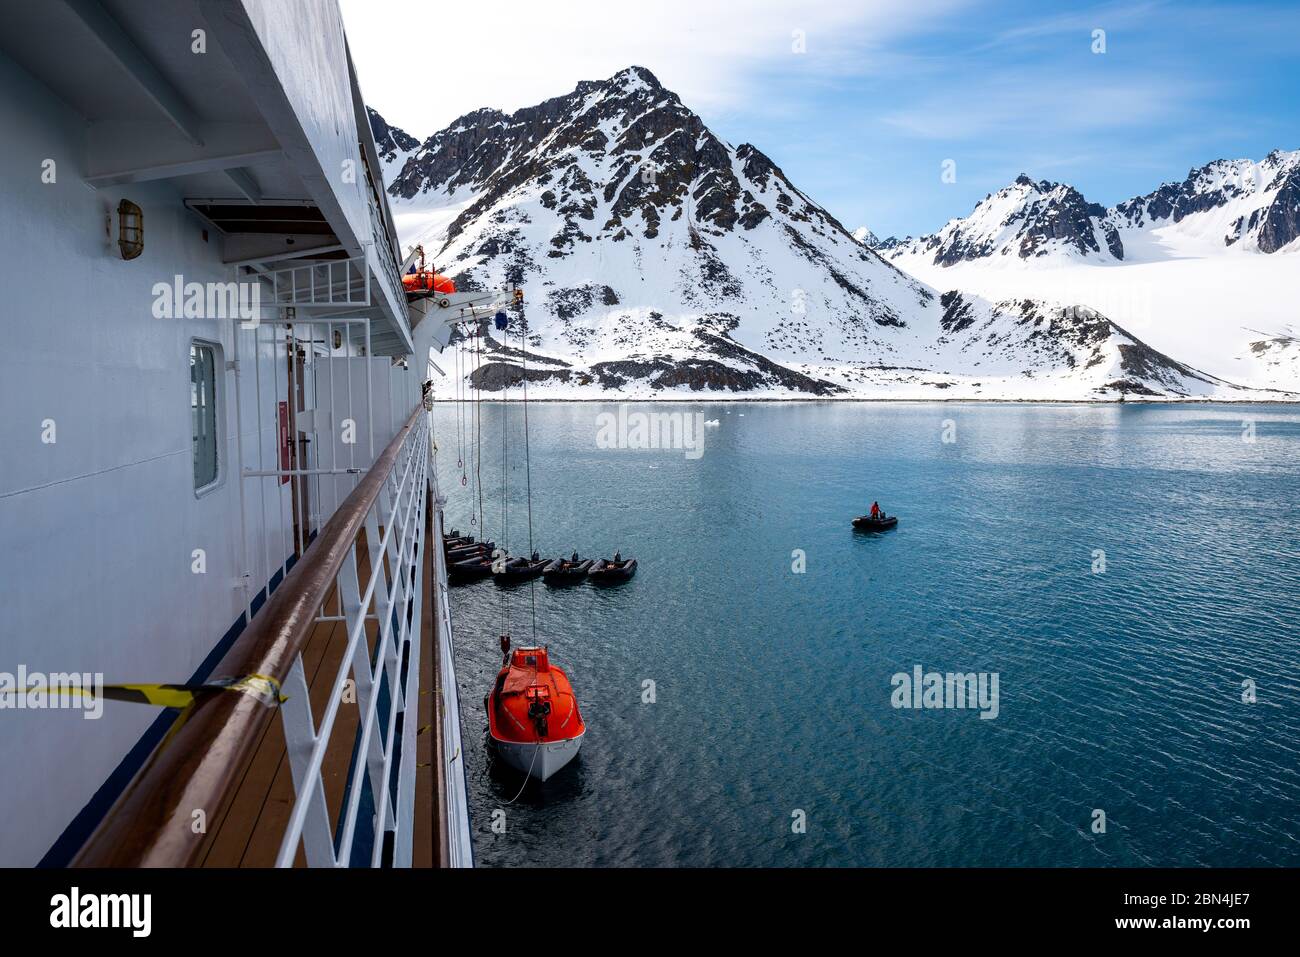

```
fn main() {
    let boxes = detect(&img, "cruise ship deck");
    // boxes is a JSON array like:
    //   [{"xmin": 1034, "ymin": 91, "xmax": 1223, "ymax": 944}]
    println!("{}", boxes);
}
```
[
  {"xmin": 198, "ymin": 527, "xmax": 440, "ymax": 867},
  {"xmin": 0, "ymin": 0, "xmax": 473, "ymax": 867}
]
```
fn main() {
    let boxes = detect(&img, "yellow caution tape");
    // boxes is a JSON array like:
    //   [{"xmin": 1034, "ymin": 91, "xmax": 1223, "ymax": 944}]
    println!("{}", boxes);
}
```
[{"xmin": 2, "ymin": 673, "xmax": 285, "ymax": 709}]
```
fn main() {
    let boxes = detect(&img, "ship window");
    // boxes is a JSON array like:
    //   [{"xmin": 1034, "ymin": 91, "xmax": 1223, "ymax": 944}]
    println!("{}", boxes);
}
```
[{"xmin": 191, "ymin": 342, "xmax": 219, "ymax": 490}]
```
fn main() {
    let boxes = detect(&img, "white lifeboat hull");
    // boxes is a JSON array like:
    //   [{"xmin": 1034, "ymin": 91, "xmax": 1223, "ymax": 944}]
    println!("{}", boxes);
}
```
[{"xmin": 491, "ymin": 731, "xmax": 585, "ymax": 782}]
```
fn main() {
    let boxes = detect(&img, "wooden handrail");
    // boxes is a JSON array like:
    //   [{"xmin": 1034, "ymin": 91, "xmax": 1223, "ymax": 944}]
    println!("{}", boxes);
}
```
[{"xmin": 73, "ymin": 404, "xmax": 426, "ymax": 867}]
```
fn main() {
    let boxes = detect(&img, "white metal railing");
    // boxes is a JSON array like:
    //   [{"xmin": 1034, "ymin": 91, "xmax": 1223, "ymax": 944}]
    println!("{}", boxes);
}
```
[
  {"xmin": 268, "ymin": 253, "xmax": 371, "ymax": 308},
  {"xmin": 233, "ymin": 316, "xmax": 375, "ymax": 624},
  {"xmin": 235, "ymin": 310, "xmax": 425, "ymax": 867},
  {"xmin": 72, "ymin": 404, "xmax": 436, "ymax": 868},
  {"xmin": 76, "ymin": 300, "xmax": 464, "ymax": 865},
  {"xmin": 429, "ymin": 445, "xmax": 474, "ymax": 867},
  {"xmin": 277, "ymin": 410, "xmax": 430, "ymax": 866}
]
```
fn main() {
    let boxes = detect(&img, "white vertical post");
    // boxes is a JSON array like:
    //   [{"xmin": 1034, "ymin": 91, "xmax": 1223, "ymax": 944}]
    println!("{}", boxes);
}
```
[
  {"xmin": 279, "ymin": 655, "xmax": 338, "ymax": 868},
  {"xmin": 336, "ymin": 540, "xmax": 389, "ymax": 865},
  {"xmin": 254, "ymin": 323, "xmax": 270, "ymax": 592},
  {"xmin": 288, "ymin": 326, "xmax": 305, "ymax": 558},
  {"xmin": 347, "ymin": 322, "xmax": 356, "ymax": 483},
  {"xmin": 231, "ymin": 327, "xmax": 252, "ymax": 626},
  {"xmin": 365, "ymin": 319, "xmax": 374, "ymax": 462}
]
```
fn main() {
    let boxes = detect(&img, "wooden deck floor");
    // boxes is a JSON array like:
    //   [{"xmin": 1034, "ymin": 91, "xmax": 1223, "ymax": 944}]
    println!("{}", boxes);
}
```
[{"xmin": 200, "ymin": 517, "xmax": 440, "ymax": 867}]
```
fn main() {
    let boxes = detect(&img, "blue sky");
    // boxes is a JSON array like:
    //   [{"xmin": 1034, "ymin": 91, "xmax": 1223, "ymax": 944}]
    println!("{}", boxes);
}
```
[
  {"xmin": 345, "ymin": 0, "xmax": 1300, "ymax": 238},
  {"xmin": 712, "ymin": 0, "xmax": 1300, "ymax": 237}
]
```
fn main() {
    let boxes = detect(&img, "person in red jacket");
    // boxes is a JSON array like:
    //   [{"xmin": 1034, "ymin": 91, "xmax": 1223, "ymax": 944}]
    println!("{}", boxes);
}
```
[{"xmin": 870, "ymin": 501, "xmax": 882, "ymax": 519}]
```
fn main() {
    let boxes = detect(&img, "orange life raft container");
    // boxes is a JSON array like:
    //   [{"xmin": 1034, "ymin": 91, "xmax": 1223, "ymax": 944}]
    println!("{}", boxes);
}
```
[
  {"xmin": 401, "ymin": 270, "xmax": 456, "ymax": 294},
  {"xmin": 487, "ymin": 646, "xmax": 585, "ymax": 782}
]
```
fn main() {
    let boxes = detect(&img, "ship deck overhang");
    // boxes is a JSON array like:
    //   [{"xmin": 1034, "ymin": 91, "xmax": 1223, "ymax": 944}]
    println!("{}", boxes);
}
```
[{"xmin": 0, "ymin": 0, "xmax": 413, "ymax": 355}]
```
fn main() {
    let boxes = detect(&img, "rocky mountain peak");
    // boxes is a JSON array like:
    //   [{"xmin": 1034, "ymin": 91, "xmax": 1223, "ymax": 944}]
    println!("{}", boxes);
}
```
[
  {"xmin": 853, "ymin": 227, "xmax": 908, "ymax": 251},
  {"xmin": 884, "ymin": 148, "xmax": 1299, "ymax": 266},
  {"xmin": 374, "ymin": 66, "xmax": 871, "ymax": 263},
  {"xmin": 366, "ymin": 106, "xmax": 419, "ymax": 164},
  {"xmin": 905, "ymin": 174, "xmax": 1120, "ymax": 265},
  {"xmin": 363, "ymin": 71, "xmax": 1263, "ymax": 401},
  {"xmin": 577, "ymin": 64, "xmax": 665, "ymax": 97},
  {"xmin": 1112, "ymin": 149, "xmax": 1300, "ymax": 252}
]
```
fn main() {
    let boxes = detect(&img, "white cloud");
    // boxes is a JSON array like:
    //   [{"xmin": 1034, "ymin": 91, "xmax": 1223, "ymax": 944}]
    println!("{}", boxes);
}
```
[
  {"xmin": 340, "ymin": 0, "xmax": 969, "ymax": 136},
  {"xmin": 980, "ymin": 0, "xmax": 1166, "ymax": 49},
  {"xmin": 881, "ymin": 75, "xmax": 1210, "ymax": 140}
]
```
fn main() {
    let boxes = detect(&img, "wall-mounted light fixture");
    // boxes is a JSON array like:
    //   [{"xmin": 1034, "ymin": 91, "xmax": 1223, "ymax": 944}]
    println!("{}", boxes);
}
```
[{"xmin": 117, "ymin": 199, "xmax": 143, "ymax": 260}]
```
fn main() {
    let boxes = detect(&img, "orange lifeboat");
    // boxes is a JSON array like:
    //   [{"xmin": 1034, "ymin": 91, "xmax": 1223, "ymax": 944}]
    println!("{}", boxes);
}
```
[
  {"xmin": 402, "ymin": 270, "xmax": 456, "ymax": 295},
  {"xmin": 487, "ymin": 645, "xmax": 585, "ymax": 781}
]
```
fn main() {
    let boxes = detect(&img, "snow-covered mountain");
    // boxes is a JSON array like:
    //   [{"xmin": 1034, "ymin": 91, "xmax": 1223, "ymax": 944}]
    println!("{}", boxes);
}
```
[
  {"xmin": 368, "ymin": 70, "xmax": 1286, "ymax": 400},
  {"xmin": 1112, "ymin": 151, "xmax": 1300, "ymax": 256},
  {"xmin": 1245, "ymin": 327, "xmax": 1300, "ymax": 389},
  {"xmin": 889, "ymin": 175, "xmax": 1123, "ymax": 264},
  {"xmin": 854, "ymin": 227, "xmax": 911, "ymax": 253},
  {"xmin": 367, "ymin": 105, "xmax": 419, "ymax": 167},
  {"xmin": 874, "ymin": 152, "xmax": 1300, "ymax": 392},
  {"xmin": 884, "ymin": 151, "xmax": 1300, "ymax": 266}
]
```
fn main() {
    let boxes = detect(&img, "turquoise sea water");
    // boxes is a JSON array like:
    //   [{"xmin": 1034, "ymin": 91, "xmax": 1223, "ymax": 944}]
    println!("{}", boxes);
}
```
[{"xmin": 431, "ymin": 402, "xmax": 1300, "ymax": 867}]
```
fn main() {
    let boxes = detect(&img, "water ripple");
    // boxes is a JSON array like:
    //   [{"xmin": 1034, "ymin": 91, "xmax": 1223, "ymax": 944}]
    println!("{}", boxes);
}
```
[{"xmin": 438, "ymin": 402, "xmax": 1300, "ymax": 867}]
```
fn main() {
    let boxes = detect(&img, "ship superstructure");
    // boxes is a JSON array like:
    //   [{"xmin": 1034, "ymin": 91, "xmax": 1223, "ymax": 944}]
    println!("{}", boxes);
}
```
[{"xmin": 0, "ymin": 0, "xmax": 475, "ymax": 867}]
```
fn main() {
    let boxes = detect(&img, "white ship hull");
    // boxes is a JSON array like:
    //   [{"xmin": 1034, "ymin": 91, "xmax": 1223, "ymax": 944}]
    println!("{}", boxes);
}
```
[{"xmin": 492, "ymin": 731, "xmax": 585, "ymax": 782}]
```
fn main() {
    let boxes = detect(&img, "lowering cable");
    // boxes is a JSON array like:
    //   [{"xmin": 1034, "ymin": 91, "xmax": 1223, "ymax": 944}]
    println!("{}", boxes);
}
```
[
  {"xmin": 455, "ymin": 340, "xmax": 464, "ymax": 476},
  {"xmin": 500, "ymin": 317, "xmax": 510, "ymax": 640},
  {"xmin": 519, "ymin": 303, "xmax": 538, "ymax": 643},
  {"xmin": 473, "ymin": 320, "xmax": 485, "ymax": 531}
]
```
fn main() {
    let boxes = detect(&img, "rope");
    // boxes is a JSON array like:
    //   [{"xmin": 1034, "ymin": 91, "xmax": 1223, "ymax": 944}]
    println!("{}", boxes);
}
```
[
  {"xmin": 500, "ymin": 317, "xmax": 509, "ymax": 639},
  {"xmin": 452, "ymin": 343, "xmax": 458, "ymax": 465},
  {"xmin": 520, "ymin": 311, "xmax": 537, "ymax": 642},
  {"xmin": 473, "ymin": 330, "xmax": 478, "ymax": 522},
  {"xmin": 462, "ymin": 340, "xmax": 469, "ymax": 484},
  {"xmin": 464, "ymin": 341, "xmax": 471, "ymax": 476},
  {"xmin": 474, "ymin": 324, "xmax": 485, "ymax": 531},
  {"xmin": 490, "ymin": 296, "xmax": 548, "ymax": 800},
  {"xmin": 455, "ymin": 342, "xmax": 464, "ymax": 472},
  {"xmin": 502, "ymin": 738, "xmax": 540, "ymax": 804}
]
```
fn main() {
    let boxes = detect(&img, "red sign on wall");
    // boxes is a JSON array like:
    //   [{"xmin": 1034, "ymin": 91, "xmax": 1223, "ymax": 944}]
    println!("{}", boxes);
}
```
[{"xmin": 278, "ymin": 401, "xmax": 291, "ymax": 485}]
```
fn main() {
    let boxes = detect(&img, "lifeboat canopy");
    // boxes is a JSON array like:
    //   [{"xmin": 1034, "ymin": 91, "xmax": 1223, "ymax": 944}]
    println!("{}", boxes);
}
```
[
  {"xmin": 487, "ymin": 644, "xmax": 585, "ymax": 781},
  {"xmin": 402, "ymin": 270, "xmax": 456, "ymax": 296}
]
